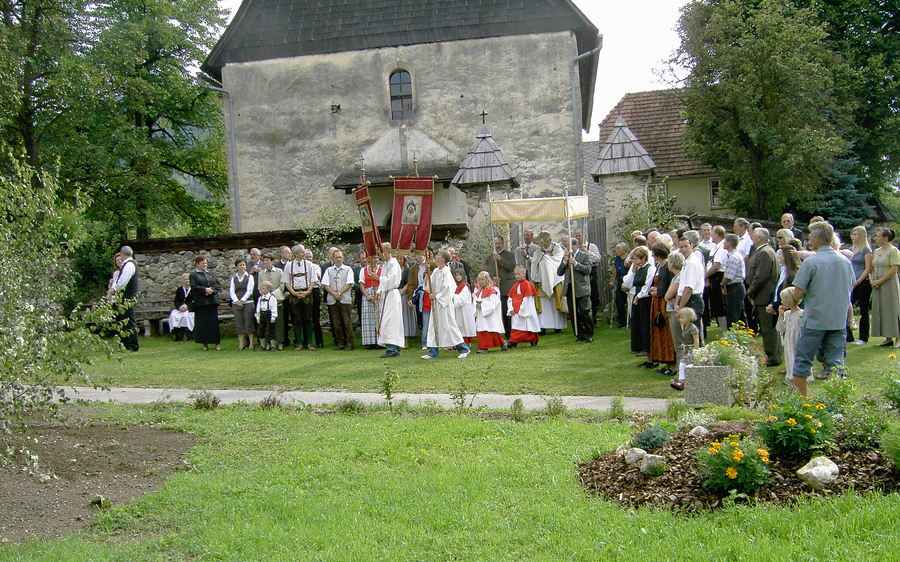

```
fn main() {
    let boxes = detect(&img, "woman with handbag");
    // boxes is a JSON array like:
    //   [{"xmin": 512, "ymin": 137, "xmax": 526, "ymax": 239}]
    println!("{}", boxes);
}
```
[{"xmin": 647, "ymin": 243, "xmax": 676, "ymax": 372}]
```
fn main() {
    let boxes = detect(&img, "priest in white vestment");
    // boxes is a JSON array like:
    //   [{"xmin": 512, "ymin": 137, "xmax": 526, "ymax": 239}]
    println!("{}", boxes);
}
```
[
  {"xmin": 423, "ymin": 250, "xmax": 470, "ymax": 359},
  {"xmin": 376, "ymin": 243, "xmax": 405, "ymax": 357},
  {"xmin": 530, "ymin": 231, "xmax": 567, "ymax": 330}
]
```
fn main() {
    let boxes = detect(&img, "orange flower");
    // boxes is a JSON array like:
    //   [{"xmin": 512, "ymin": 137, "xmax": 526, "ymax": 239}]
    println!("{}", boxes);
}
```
[{"xmin": 726, "ymin": 467, "xmax": 738, "ymax": 479}]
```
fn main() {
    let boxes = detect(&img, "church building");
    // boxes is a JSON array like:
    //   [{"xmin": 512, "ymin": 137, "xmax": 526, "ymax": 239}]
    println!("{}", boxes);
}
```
[{"xmin": 202, "ymin": 0, "xmax": 600, "ymax": 248}]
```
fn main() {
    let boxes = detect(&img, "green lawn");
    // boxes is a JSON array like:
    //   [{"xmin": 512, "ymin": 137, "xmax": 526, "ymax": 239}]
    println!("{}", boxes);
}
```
[
  {"xmin": 84, "ymin": 324, "xmax": 899, "ymax": 399},
  {"xmin": 3, "ymin": 406, "xmax": 899, "ymax": 561}
]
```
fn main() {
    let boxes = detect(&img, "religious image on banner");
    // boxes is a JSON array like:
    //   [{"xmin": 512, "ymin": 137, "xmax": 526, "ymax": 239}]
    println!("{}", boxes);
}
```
[
  {"xmin": 401, "ymin": 196, "xmax": 422, "ymax": 225},
  {"xmin": 391, "ymin": 177, "xmax": 434, "ymax": 251},
  {"xmin": 359, "ymin": 205, "xmax": 374, "ymax": 232}
]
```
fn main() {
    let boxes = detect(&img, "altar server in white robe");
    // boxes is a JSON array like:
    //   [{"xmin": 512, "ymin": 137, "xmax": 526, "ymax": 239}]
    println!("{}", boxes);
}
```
[
  {"xmin": 452, "ymin": 268, "xmax": 476, "ymax": 344},
  {"xmin": 376, "ymin": 243, "xmax": 405, "ymax": 358},
  {"xmin": 422, "ymin": 250, "xmax": 471, "ymax": 359},
  {"xmin": 473, "ymin": 270, "xmax": 507, "ymax": 353},
  {"xmin": 530, "ymin": 231, "xmax": 567, "ymax": 330},
  {"xmin": 508, "ymin": 266, "xmax": 540, "ymax": 346}
]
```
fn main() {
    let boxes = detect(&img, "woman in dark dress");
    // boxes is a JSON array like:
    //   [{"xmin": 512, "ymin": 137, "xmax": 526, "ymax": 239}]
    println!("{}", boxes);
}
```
[{"xmin": 189, "ymin": 255, "xmax": 222, "ymax": 351}]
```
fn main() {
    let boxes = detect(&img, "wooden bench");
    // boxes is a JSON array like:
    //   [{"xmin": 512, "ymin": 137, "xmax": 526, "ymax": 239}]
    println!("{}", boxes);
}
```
[{"xmin": 135, "ymin": 296, "xmax": 235, "ymax": 337}]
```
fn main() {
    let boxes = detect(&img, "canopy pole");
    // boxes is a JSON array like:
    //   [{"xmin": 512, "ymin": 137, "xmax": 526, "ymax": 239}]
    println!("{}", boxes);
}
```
[{"xmin": 565, "ymin": 183, "xmax": 577, "ymax": 337}]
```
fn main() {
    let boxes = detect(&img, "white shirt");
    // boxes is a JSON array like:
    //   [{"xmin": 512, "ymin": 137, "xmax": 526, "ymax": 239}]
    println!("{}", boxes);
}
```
[
  {"xmin": 321, "ymin": 264, "xmax": 354, "ymax": 305},
  {"xmin": 113, "ymin": 257, "xmax": 136, "ymax": 292},
  {"xmin": 737, "ymin": 232, "xmax": 753, "ymax": 259},
  {"xmin": 678, "ymin": 250, "xmax": 706, "ymax": 297}
]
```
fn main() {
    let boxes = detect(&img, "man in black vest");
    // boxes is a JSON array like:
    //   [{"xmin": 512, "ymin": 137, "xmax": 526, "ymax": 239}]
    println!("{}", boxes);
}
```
[{"xmin": 111, "ymin": 245, "xmax": 140, "ymax": 351}]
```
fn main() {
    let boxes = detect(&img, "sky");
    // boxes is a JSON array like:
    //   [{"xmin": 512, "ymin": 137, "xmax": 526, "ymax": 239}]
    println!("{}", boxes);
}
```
[{"xmin": 216, "ymin": 0, "xmax": 685, "ymax": 140}]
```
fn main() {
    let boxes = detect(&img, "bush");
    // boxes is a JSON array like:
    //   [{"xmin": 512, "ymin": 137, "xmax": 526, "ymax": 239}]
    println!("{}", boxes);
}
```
[
  {"xmin": 883, "ymin": 376, "xmax": 900, "ymax": 412},
  {"xmin": 607, "ymin": 396, "xmax": 626, "ymax": 421},
  {"xmin": 336, "ymin": 399, "xmax": 367, "ymax": 415},
  {"xmin": 882, "ymin": 422, "xmax": 900, "ymax": 469},
  {"xmin": 190, "ymin": 390, "xmax": 221, "ymax": 410},
  {"xmin": 511, "ymin": 398, "xmax": 527, "ymax": 423},
  {"xmin": 631, "ymin": 424, "xmax": 670, "ymax": 451},
  {"xmin": 757, "ymin": 395, "xmax": 831, "ymax": 459},
  {"xmin": 698, "ymin": 435, "xmax": 772, "ymax": 494},
  {"xmin": 259, "ymin": 393, "xmax": 284, "ymax": 410},
  {"xmin": 0, "ymin": 153, "xmax": 114, "ymax": 451},
  {"xmin": 545, "ymin": 396, "xmax": 567, "ymax": 418}
]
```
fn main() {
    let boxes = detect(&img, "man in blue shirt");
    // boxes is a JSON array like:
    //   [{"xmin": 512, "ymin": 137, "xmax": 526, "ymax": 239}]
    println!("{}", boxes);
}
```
[{"xmin": 790, "ymin": 222, "xmax": 855, "ymax": 396}]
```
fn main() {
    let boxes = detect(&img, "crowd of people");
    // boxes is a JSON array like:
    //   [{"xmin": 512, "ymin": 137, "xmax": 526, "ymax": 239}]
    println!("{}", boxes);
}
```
[
  {"xmin": 105, "ymin": 212, "xmax": 884, "ymax": 396},
  {"xmin": 613, "ymin": 214, "xmax": 867, "ymax": 397}
]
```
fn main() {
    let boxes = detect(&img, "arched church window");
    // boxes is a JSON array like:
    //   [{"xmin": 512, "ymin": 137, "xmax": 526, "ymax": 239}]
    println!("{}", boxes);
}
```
[{"xmin": 389, "ymin": 70, "xmax": 413, "ymax": 120}]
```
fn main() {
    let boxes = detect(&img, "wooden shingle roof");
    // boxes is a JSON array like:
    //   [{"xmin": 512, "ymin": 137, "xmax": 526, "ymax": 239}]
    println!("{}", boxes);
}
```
[
  {"xmin": 452, "ymin": 125, "xmax": 519, "ymax": 187},
  {"xmin": 590, "ymin": 115, "xmax": 656, "ymax": 178},
  {"xmin": 596, "ymin": 90, "xmax": 715, "ymax": 178},
  {"xmin": 203, "ymin": 0, "xmax": 600, "ymax": 128}
]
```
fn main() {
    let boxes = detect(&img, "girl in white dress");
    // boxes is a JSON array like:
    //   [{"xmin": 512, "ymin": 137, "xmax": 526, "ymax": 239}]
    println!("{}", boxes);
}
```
[
  {"xmin": 776, "ymin": 287, "xmax": 808, "ymax": 381},
  {"xmin": 452, "ymin": 269, "xmax": 476, "ymax": 345}
]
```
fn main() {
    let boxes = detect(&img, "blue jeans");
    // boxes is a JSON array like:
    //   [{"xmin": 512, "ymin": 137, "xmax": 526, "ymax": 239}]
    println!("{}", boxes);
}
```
[
  {"xmin": 793, "ymin": 326, "xmax": 847, "ymax": 378},
  {"xmin": 386, "ymin": 344, "xmax": 401, "ymax": 355},
  {"xmin": 421, "ymin": 311, "xmax": 430, "ymax": 348},
  {"xmin": 427, "ymin": 342, "xmax": 470, "ymax": 358}
]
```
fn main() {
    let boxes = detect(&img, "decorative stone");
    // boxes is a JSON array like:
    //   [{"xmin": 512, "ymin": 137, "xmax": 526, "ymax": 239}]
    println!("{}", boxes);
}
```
[
  {"xmin": 684, "ymin": 365, "xmax": 734, "ymax": 406},
  {"xmin": 640, "ymin": 454, "xmax": 666, "ymax": 473},
  {"xmin": 689, "ymin": 426, "xmax": 709, "ymax": 437},
  {"xmin": 624, "ymin": 447, "xmax": 647, "ymax": 465},
  {"xmin": 796, "ymin": 456, "xmax": 840, "ymax": 490}
]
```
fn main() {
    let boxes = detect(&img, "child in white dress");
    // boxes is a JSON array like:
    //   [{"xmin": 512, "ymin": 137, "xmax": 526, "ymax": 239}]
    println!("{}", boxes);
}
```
[{"xmin": 776, "ymin": 287, "xmax": 808, "ymax": 381}]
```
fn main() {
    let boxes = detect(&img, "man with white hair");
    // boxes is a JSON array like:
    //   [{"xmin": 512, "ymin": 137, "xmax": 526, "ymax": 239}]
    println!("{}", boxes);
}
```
[
  {"xmin": 282, "ymin": 244, "xmax": 317, "ymax": 350},
  {"xmin": 746, "ymin": 227, "xmax": 781, "ymax": 366},
  {"xmin": 111, "ymin": 245, "xmax": 140, "ymax": 351}
]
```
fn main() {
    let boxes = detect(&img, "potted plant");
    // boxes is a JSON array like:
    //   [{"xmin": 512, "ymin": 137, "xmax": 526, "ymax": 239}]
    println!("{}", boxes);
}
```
[{"xmin": 683, "ymin": 323, "xmax": 765, "ymax": 406}]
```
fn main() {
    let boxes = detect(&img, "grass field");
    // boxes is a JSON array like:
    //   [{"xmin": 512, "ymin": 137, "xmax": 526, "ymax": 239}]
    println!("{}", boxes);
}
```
[
  {"xmin": 3, "ymin": 405, "xmax": 899, "ymax": 561},
  {"xmin": 83, "ymin": 324, "xmax": 900, "ymax": 400}
]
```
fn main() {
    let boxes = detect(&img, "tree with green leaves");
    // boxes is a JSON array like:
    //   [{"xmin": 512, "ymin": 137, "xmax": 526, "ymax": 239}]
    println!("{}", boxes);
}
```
[
  {"xmin": 670, "ymin": 0, "xmax": 851, "ymax": 218},
  {"xmin": 0, "ymin": 150, "xmax": 117, "ymax": 463},
  {"xmin": 1, "ymin": 0, "xmax": 229, "ymax": 239}
]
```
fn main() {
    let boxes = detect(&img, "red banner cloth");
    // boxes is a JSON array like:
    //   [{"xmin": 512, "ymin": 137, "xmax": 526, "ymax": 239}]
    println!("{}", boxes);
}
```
[
  {"xmin": 354, "ymin": 184, "xmax": 383, "ymax": 258},
  {"xmin": 391, "ymin": 177, "xmax": 434, "ymax": 252}
]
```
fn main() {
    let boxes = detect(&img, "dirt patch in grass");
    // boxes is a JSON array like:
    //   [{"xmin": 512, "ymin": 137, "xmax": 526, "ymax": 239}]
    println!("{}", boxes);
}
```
[
  {"xmin": 579, "ymin": 426, "xmax": 900, "ymax": 512},
  {"xmin": 0, "ymin": 416, "xmax": 196, "ymax": 542}
]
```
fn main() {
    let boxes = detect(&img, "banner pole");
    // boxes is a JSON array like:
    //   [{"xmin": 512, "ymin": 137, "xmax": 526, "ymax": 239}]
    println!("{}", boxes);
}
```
[
  {"xmin": 565, "ymin": 183, "xmax": 577, "ymax": 337},
  {"xmin": 487, "ymin": 184, "xmax": 499, "ymax": 280}
]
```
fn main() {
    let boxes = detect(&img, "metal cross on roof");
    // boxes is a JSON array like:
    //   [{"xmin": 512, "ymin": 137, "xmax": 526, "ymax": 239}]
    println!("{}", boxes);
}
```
[{"xmin": 480, "ymin": 110, "xmax": 488, "ymax": 124}]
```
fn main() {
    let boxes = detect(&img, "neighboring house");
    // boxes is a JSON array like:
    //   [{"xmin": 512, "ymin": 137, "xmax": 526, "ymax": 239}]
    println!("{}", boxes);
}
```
[
  {"xmin": 589, "ymin": 89, "xmax": 724, "ymax": 240},
  {"xmin": 201, "ymin": 0, "xmax": 600, "ymax": 246}
]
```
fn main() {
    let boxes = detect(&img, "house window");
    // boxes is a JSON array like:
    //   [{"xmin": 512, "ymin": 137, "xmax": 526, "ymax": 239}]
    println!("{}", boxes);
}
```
[
  {"xmin": 709, "ymin": 178, "xmax": 723, "ymax": 208},
  {"xmin": 389, "ymin": 70, "xmax": 413, "ymax": 120}
]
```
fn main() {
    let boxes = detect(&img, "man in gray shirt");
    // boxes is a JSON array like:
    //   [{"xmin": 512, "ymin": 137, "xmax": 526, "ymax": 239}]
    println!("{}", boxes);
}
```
[{"xmin": 790, "ymin": 221, "xmax": 855, "ymax": 396}]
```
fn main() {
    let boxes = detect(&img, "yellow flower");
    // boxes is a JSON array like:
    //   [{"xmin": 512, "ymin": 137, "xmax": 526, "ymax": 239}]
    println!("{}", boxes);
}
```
[
  {"xmin": 815, "ymin": 420, "xmax": 824, "ymax": 427},
  {"xmin": 766, "ymin": 416, "xmax": 778, "ymax": 422},
  {"xmin": 732, "ymin": 449, "xmax": 745, "ymax": 461},
  {"xmin": 770, "ymin": 404, "xmax": 777, "ymax": 410},
  {"xmin": 811, "ymin": 428, "xmax": 817, "ymax": 434},
  {"xmin": 816, "ymin": 403, "xmax": 826, "ymax": 410},
  {"xmin": 804, "ymin": 414, "xmax": 813, "ymax": 419},
  {"xmin": 803, "ymin": 403, "xmax": 811, "ymax": 408},
  {"xmin": 730, "ymin": 441, "xmax": 740, "ymax": 447},
  {"xmin": 890, "ymin": 354, "xmax": 897, "ymax": 359},
  {"xmin": 787, "ymin": 418, "xmax": 797, "ymax": 426},
  {"xmin": 726, "ymin": 467, "xmax": 738, "ymax": 479}
]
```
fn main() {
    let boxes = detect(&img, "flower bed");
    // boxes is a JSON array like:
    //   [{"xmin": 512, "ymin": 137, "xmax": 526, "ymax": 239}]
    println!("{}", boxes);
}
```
[{"xmin": 578, "ymin": 424, "xmax": 900, "ymax": 512}]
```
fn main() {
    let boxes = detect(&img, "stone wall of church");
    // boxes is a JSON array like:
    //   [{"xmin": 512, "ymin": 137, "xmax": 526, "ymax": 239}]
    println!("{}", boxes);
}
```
[
  {"xmin": 595, "ymin": 173, "xmax": 653, "ymax": 246},
  {"xmin": 221, "ymin": 31, "xmax": 585, "ymax": 244}
]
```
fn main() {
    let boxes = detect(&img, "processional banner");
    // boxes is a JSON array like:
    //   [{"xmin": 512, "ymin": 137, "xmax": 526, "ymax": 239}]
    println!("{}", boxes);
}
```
[
  {"xmin": 489, "ymin": 195, "xmax": 589, "ymax": 223},
  {"xmin": 354, "ymin": 184, "xmax": 383, "ymax": 258},
  {"xmin": 391, "ymin": 177, "xmax": 434, "ymax": 252}
]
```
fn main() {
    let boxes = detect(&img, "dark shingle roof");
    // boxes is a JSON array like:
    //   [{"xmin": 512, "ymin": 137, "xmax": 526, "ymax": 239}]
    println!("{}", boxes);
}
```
[
  {"xmin": 203, "ymin": 0, "xmax": 600, "ymax": 128},
  {"xmin": 452, "ymin": 125, "xmax": 519, "ymax": 187},
  {"xmin": 596, "ymin": 90, "xmax": 715, "ymax": 178},
  {"xmin": 591, "ymin": 115, "xmax": 656, "ymax": 177}
]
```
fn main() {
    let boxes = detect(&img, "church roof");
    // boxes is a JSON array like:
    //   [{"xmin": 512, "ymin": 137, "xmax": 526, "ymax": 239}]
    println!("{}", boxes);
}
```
[
  {"xmin": 590, "ymin": 115, "xmax": 656, "ymax": 178},
  {"xmin": 203, "ymin": 0, "xmax": 600, "ymax": 128},
  {"xmin": 452, "ymin": 125, "xmax": 520, "ymax": 188},
  {"xmin": 596, "ymin": 90, "xmax": 715, "ymax": 178}
]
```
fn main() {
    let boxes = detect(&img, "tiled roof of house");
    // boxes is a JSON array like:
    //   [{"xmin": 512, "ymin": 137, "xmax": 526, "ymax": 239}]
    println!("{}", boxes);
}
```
[
  {"xmin": 452, "ymin": 125, "xmax": 519, "ymax": 187},
  {"xmin": 590, "ymin": 115, "xmax": 656, "ymax": 177},
  {"xmin": 202, "ymin": 0, "xmax": 600, "ymax": 128},
  {"xmin": 595, "ymin": 90, "xmax": 715, "ymax": 178}
]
